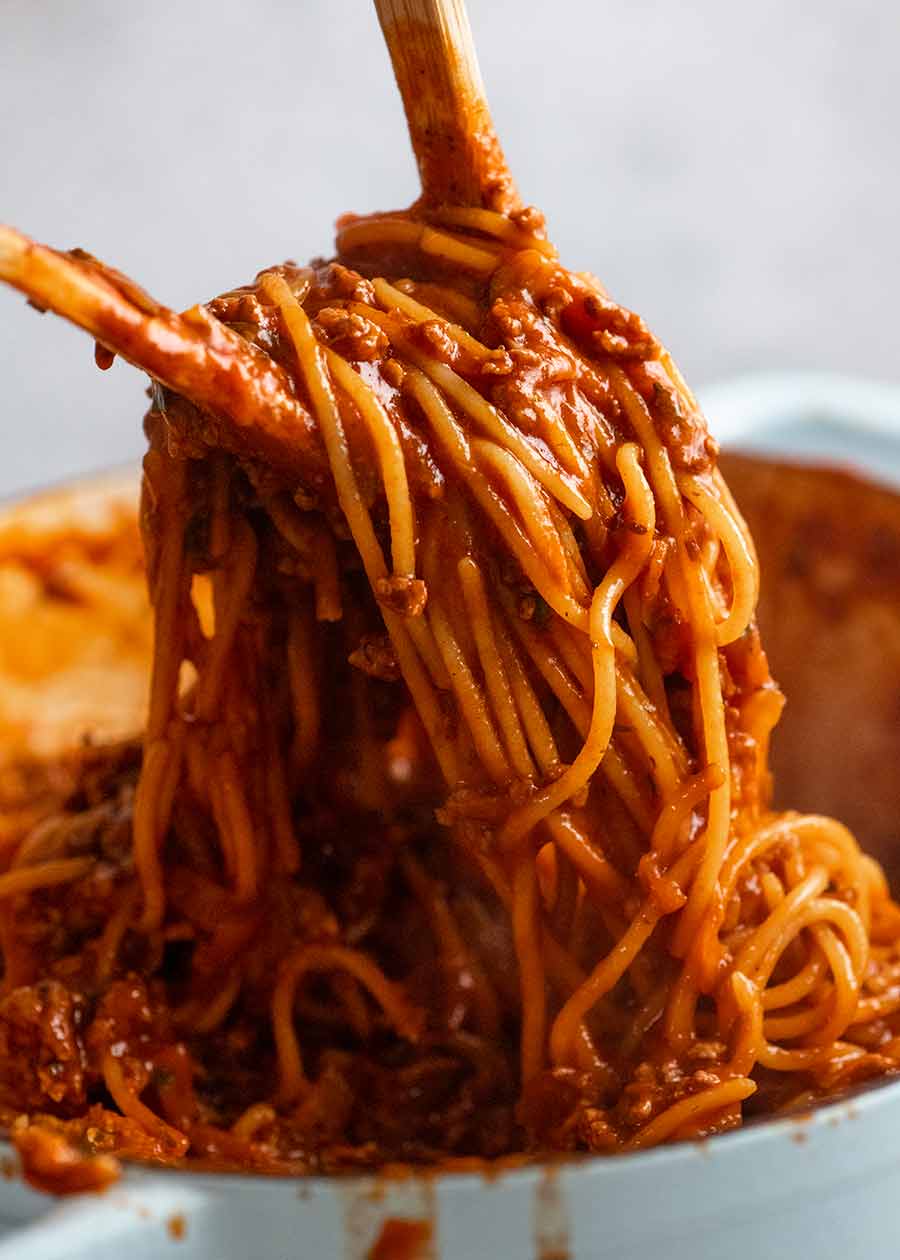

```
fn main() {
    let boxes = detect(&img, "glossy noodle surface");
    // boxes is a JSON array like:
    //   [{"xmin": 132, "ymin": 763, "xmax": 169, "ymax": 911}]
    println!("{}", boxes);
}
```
[{"xmin": 2, "ymin": 206, "xmax": 900, "ymax": 1191}]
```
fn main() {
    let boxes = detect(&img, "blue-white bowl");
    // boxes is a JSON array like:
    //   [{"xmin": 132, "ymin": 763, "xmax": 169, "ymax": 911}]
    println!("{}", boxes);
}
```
[{"xmin": 2, "ymin": 372, "xmax": 900, "ymax": 1259}]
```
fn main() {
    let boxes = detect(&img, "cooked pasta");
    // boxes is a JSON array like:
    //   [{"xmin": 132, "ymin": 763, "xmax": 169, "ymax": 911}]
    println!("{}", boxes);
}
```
[{"xmin": 0, "ymin": 0, "xmax": 898, "ymax": 1194}]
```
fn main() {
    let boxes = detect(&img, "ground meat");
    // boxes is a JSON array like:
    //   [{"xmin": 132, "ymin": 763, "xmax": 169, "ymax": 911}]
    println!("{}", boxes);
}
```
[
  {"xmin": 315, "ymin": 306, "xmax": 389, "ymax": 362},
  {"xmin": 509, "ymin": 205, "xmax": 548, "ymax": 238},
  {"xmin": 13, "ymin": 1122, "xmax": 120, "ymax": 1195},
  {"xmin": 518, "ymin": 1067, "xmax": 617, "ymax": 1150},
  {"xmin": 484, "ymin": 295, "xmax": 588, "ymax": 468},
  {"xmin": 562, "ymin": 291, "xmax": 657, "ymax": 360},
  {"xmin": 349, "ymin": 634, "xmax": 401, "ymax": 682},
  {"xmin": 409, "ymin": 318, "xmax": 459, "ymax": 366},
  {"xmin": 83, "ymin": 977, "xmax": 162, "ymax": 1070},
  {"xmin": 0, "ymin": 982, "xmax": 86, "ymax": 1111},
  {"xmin": 324, "ymin": 263, "xmax": 376, "ymax": 305},
  {"xmin": 374, "ymin": 575, "xmax": 428, "ymax": 618}
]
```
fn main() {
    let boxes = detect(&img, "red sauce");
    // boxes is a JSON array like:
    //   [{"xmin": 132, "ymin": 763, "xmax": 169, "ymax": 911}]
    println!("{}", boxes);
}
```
[
  {"xmin": 168, "ymin": 1213, "xmax": 186, "ymax": 1240},
  {"xmin": 534, "ymin": 1166, "xmax": 571, "ymax": 1260},
  {"xmin": 13, "ymin": 1126, "xmax": 120, "ymax": 1196},
  {"xmin": 367, "ymin": 1217, "xmax": 433, "ymax": 1260}
]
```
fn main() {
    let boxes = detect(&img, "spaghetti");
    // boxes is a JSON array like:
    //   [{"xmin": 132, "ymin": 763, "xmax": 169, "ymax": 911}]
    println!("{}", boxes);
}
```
[
  {"xmin": 2, "ymin": 201, "xmax": 900, "ymax": 1189},
  {"xmin": 2, "ymin": 0, "xmax": 900, "ymax": 1191}
]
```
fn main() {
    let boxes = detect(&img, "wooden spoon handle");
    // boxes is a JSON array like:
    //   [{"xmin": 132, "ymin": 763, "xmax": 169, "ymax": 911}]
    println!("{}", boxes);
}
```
[
  {"xmin": 374, "ymin": 0, "xmax": 520, "ymax": 212},
  {"xmin": 0, "ymin": 225, "xmax": 324, "ymax": 482}
]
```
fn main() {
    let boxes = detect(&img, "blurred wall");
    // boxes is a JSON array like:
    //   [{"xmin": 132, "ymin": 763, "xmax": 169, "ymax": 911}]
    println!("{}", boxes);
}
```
[{"xmin": 1, "ymin": 0, "xmax": 898, "ymax": 496}]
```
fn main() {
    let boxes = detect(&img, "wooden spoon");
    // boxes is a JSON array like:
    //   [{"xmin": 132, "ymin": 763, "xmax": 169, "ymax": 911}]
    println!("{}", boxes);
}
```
[{"xmin": 374, "ymin": 0, "xmax": 520, "ymax": 211}]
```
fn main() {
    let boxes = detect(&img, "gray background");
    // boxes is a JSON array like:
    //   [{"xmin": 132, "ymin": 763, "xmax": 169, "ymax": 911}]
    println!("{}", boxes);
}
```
[{"xmin": 1, "ymin": 0, "xmax": 898, "ymax": 498}]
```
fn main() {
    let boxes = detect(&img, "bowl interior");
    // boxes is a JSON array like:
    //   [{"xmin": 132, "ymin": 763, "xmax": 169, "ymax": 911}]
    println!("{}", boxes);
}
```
[
  {"xmin": 723, "ymin": 452, "xmax": 900, "ymax": 882},
  {"xmin": 3, "ymin": 435, "xmax": 900, "ymax": 1256}
]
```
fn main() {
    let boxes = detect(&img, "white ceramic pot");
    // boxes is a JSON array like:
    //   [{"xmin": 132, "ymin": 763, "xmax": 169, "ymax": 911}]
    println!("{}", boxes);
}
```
[
  {"xmin": 3, "ymin": 1080, "xmax": 900, "ymax": 1260},
  {"xmin": 1, "ymin": 372, "xmax": 899, "ymax": 1259}
]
